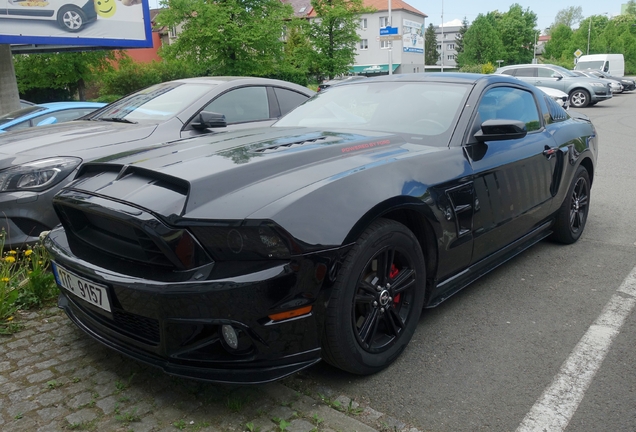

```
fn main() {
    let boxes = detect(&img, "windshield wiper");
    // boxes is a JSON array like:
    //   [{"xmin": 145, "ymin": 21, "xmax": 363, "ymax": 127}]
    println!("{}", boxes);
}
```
[{"xmin": 96, "ymin": 117, "xmax": 138, "ymax": 124}]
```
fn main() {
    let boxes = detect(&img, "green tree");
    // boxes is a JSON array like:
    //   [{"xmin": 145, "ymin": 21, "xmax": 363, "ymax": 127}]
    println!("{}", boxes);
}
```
[
  {"xmin": 309, "ymin": 0, "xmax": 372, "ymax": 80},
  {"xmin": 425, "ymin": 23, "xmax": 439, "ymax": 66},
  {"xmin": 496, "ymin": 4, "xmax": 537, "ymax": 65},
  {"xmin": 543, "ymin": 23, "xmax": 574, "ymax": 59},
  {"xmin": 551, "ymin": 6, "xmax": 583, "ymax": 29},
  {"xmin": 13, "ymin": 51, "xmax": 114, "ymax": 101},
  {"xmin": 625, "ymin": 0, "xmax": 636, "ymax": 15},
  {"xmin": 457, "ymin": 14, "xmax": 503, "ymax": 66},
  {"xmin": 454, "ymin": 17, "xmax": 469, "ymax": 65},
  {"xmin": 156, "ymin": 0, "xmax": 293, "ymax": 77}
]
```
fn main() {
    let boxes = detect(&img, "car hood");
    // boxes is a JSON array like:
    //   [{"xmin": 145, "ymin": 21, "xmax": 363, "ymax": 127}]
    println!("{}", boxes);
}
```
[
  {"xmin": 0, "ymin": 121, "xmax": 157, "ymax": 169},
  {"xmin": 69, "ymin": 126, "xmax": 443, "ymax": 220}
]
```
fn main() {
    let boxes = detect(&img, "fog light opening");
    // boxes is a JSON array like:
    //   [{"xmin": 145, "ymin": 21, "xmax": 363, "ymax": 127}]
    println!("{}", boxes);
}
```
[{"xmin": 221, "ymin": 325, "xmax": 239, "ymax": 349}]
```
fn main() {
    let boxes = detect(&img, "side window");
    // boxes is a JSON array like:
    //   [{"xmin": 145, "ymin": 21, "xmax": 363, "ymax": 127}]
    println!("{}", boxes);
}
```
[
  {"xmin": 515, "ymin": 68, "xmax": 535, "ymax": 77},
  {"xmin": 273, "ymin": 88, "xmax": 309, "ymax": 117},
  {"xmin": 500, "ymin": 69, "xmax": 516, "ymax": 76},
  {"xmin": 203, "ymin": 87, "xmax": 270, "ymax": 124},
  {"xmin": 604, "ymin": 61, "xmax": 610, "ymax": 72},
  {"xmin": 537, "ymin": 68, "xmax": 555, "ymax": 78},
  {"xmin": 477, "ymin": 87, "xmax": 541, "ymax": 132}
]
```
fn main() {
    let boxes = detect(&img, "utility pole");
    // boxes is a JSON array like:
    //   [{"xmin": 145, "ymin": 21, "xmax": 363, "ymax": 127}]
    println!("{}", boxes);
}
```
[
  {"xmin": 388, "ymin": 0, "xmax": 393, "ymax": 75},
  {"xmin": 440, "ymin": 0, "xmax": 444, "ymax": 72}
]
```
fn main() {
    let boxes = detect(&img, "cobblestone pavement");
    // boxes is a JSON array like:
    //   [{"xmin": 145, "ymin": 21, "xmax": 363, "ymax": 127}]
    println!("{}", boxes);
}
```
[{"xmin": 0, "ymin": 306, "xmax": 421, "ymax": 432}]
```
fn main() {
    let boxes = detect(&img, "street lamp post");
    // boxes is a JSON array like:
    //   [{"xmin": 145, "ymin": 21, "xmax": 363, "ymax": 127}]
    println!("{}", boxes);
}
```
[
  {"xmin": 533, "ymin": 30, "xmax": 538, "ymax": 63},
  {"xmin": 440, "ymin": 0, "xmax": 444, "ymax": 72},
  {"xmin": 587, "ymin": 14, "xmax": 607, "ymax": 55}
]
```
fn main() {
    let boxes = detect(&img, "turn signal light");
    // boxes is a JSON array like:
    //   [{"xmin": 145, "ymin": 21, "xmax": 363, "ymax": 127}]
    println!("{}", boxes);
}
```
[{"xmin": 268, "ymin": 305, "xmax": 313, "ymax": 322}]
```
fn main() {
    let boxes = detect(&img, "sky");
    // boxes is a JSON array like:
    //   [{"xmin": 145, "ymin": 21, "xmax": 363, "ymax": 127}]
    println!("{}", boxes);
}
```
[{"xmin": 407, "ymin": 0, "xmax": 624, "ymax": 31}]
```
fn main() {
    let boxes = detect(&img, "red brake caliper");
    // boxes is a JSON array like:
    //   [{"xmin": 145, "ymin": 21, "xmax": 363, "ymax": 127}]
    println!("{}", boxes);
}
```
[{"xmin": 390, "ymin": 264, "xmax": 401, "ymax": 305}]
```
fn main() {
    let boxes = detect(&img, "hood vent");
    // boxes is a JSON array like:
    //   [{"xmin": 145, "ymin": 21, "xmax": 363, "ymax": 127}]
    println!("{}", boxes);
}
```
[{"xmin": 251, "ymin": 136, "xmax": 330, "ymax": 153}]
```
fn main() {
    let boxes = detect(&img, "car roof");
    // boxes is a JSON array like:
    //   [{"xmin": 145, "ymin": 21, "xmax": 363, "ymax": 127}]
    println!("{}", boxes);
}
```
[
  {"xmin": 37, "ymin": 102, "xmax": 107, "ymax": 110},
  {"xmin": 357, "ymin": 72, "xmax": 514, "ymax": 85}
]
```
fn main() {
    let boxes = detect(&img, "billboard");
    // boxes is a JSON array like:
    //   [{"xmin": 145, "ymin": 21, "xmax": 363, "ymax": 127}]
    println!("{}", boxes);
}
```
[
  {"xmin": 0, "ymin": 0, "xmax": 153, "ymax": 48},
  {"xmin": 402, "ymin": 19, "xmax": 423, "ymax": 54}
]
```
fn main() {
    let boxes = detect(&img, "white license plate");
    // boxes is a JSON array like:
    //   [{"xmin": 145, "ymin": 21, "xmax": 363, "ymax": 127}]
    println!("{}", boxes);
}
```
[{"xmin": 52, "ymin": 262, "xmax": 112, "ymax": 312}]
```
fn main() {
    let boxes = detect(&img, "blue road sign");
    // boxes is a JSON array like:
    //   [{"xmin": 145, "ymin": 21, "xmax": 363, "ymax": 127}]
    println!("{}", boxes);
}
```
[{"xmin": 380, "ymin": 26, "xmax": 398, "ymax": 36}]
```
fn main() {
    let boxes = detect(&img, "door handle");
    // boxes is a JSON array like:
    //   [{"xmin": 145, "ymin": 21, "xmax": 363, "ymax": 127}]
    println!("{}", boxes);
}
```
[{"xmin": 543, "ymin": 146, "xmax": 558, "ymax": 159}]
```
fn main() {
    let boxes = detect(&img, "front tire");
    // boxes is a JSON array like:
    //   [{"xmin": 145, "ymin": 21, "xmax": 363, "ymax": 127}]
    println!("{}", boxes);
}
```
[
  {"xmin": 322, "ymin": 219, "xmax": 426, "ymax": 375},
  {"xmin": 57, "ymin": 6, "xmax": 86, "ymax": 32},
  {"xmin": 551, "ymin": 166, "xmax": 590, "ymax": 244},
  {"xmin": 569, "ymin": 89, "xmax": 591, "ymax": 108}
]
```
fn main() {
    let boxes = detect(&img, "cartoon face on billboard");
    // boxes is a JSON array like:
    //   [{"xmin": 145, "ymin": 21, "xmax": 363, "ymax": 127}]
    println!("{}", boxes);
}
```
[{"xmin": 94, "ymin": 0, "xmax": 115, "ymax": 17}]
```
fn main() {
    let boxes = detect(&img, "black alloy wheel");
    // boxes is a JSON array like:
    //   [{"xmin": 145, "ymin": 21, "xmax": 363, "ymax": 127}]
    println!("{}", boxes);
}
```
[
  {"xmin": 552, "ymin": 166, "xmax": 590, "ymax": 244},
  {"xmin": 322, "ymin": 219, "xmax": 426, "ymax": 375}
]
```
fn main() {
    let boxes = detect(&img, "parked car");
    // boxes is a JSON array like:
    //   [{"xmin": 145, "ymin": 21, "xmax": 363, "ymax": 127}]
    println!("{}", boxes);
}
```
[
  {"xmin": 571, "ymin": 70, "xmax": 622, "ymax": 93},
  {"xmin": 45, "ymin": 73, "xmax": 597, "ymax": 384},
  {"xmin": 495, "ymin": 63, "xmax": 612, "ymax": 108},
  {"xmin": 317, "ymin": 76, "xmax": 367, "ymax": 91},
  {"xmin": 0, "ymin": 77, "xmax": 315, "ymax": 248},
  {"xmin": 0, "ymin": 0, "xmax": 97, "ymax": 32},
  {"xmin": 0, "ymin": 102, "xmax": 106, "ymax": 133},
  {"xmin": 583, "ymin": 69, "xmax": 635, "ymax": 92},
  {"xmin": 537, "ymin": 86, "xmax": 569, "ymax": 109}
]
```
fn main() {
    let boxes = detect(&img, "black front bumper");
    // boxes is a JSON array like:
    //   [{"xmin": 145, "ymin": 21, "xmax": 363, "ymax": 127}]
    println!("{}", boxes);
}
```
[{"xmin": 48, "ymin": 227, "xmax": 346, "ymax": 384}]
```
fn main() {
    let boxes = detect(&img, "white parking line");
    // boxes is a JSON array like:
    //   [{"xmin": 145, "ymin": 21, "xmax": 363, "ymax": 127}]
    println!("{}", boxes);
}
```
[{"xmin": 516, "ymin": 265, "xmax": 636, "ymax": 432}]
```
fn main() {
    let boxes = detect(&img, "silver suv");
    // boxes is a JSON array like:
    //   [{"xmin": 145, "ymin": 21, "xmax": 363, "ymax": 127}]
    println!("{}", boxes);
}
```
[{"xmin": 495, "ymin": 64, "xmax": 612, "ymax": 108}]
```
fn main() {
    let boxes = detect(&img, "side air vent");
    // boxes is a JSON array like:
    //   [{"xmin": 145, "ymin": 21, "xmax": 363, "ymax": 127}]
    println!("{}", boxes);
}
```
[
  {"xmin": 545, "ymin": 96, "xmax": 569, "ymax": 123},
  {"xmin": 251, "ymin": 136, "xmax": 329, "ymax": 153}
]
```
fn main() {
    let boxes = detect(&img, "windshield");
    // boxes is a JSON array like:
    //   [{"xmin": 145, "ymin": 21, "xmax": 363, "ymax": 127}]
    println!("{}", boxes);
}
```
[
  {"xmin": 550, "ymin": 65, "xmax": 577, "ymax": 77},
  {"xmin": 89, "ymin": 82, "xmax": 214, "ymax": 123},
  {"xmin": 575, "ymin": 61, "xmax": 605, "ymax": 71},
  {"xmin": 275, "ymin": 81, "xmax": 468, "ymax": 140},
  {"xmin": 0, "ymin": 106, "xmax": 44, "ymax": 126}
]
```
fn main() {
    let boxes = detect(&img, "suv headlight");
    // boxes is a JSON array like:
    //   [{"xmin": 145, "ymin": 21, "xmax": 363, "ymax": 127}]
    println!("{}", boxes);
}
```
[
  {"xmin": 590, "ymin": 82, "xmax": 606, "ymax": 87},
  {"xmin": 0, "ymin": 157, "xmax": 82, "ymax": 192}
]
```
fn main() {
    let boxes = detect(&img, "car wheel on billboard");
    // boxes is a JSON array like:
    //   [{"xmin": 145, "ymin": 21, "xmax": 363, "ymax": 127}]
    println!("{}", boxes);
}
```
[{"xmin": 57, "ymin": 7, "xmax": 86, "ymax": 32}]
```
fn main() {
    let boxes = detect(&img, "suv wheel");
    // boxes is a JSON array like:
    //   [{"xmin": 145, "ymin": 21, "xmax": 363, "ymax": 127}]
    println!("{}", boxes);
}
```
[{"xmin": 569, "ymin": 89, "xmax": 590, "ymax": 108}]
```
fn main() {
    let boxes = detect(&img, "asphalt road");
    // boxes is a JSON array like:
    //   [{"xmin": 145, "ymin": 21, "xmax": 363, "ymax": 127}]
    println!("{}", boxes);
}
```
[{"xmin": 290, "ymin": 90, "xmax": 636, "ymax": 432}]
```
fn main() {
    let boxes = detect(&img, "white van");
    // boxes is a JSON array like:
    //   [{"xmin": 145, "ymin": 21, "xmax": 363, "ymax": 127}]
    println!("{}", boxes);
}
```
[{"xmin": 575, "ymin": 54, "xmax": 625, "ymax": 77}]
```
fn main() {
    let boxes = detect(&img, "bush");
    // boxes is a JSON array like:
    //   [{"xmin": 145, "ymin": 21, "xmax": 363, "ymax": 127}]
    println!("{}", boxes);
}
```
[
  {"xmin": 458, "ymin": 64, "xmax": 484, "ymax": 73},
  {"xmin": 97, "ymin": 58, "xmax": 201, "ymax": 99},
  {"xmin": 481, "ymin": 62, "xmax": 495, "ymax": 74}
]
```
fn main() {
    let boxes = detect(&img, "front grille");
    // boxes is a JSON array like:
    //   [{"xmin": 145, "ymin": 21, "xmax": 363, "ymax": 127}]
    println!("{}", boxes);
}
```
[
  {"xmin": 12, "ymin": 218, "xmax": 50, "ymax": 239},
  {"xmin": 113, "ymin": 309, "xmax": 161, "ymax": 344},
  {"xmin": 56, "ymin": 205, "xmax": 175, "ymax": 269}
]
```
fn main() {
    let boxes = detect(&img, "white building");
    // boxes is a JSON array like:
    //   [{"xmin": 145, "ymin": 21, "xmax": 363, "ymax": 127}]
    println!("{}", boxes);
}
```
[
  {"xmin": 434, "ymin": 25, "xmax": 461, "ymax": 69},
  {"xmin": 287, "ymin": 0, "xmax": 428, "ymax": 76}
]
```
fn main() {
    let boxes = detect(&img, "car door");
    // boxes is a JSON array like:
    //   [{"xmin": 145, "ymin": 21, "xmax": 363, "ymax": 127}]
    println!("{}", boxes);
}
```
[
  {"xmin": 535, "ymin": 67, "xmax": 566, "ymax": 92},
  {"xmin": 466, "ymin": 85, "xmax": 560, "ymax": 263}
]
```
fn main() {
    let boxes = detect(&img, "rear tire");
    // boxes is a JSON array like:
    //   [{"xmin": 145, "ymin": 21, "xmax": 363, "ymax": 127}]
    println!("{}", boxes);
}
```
[
  {"xmin": 322, "ymin": 219, "xmax": 426, "ymax": 375},
  {"xmin": 551, "ymin": 166, "xmax": 590, "ymax": 244}
]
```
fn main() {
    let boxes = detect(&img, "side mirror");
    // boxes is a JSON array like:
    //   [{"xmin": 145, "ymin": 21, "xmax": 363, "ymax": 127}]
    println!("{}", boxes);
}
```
[
  {"xmin": 474, "ymin": 119, "xmax": 527, "ymax": 142},
  {"xmin": 552, "ymin": 74, "xmax": 563, "ymax": 80},
  {"xmin": 36, "ymin": 117, "xmax": 57, "ymax": 126},
  {"xmin": 190, "ymin": 111, "xmax": 227, "ymax": 130}
]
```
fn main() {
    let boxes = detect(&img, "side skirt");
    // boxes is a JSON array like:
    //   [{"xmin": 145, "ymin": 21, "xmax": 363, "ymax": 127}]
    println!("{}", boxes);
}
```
[{"xmin": 426, "ymin": 221, "xmax": 553, "ymax": 308}]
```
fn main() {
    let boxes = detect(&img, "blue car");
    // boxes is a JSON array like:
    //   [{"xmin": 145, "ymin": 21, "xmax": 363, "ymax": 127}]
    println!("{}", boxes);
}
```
[{"xmin": 0, "ymin": 102, "xmax": 106, "ymax": 133}]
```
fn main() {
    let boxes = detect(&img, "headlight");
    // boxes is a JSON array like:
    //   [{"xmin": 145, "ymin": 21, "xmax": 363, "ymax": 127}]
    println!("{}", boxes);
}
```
[
  {"xmin": 190, "ymin": 222, "xmax": 292, "ymax": 261},
  {"xmin": 590, "ymin": 83, "xmax": 605, "ymax": 87},
  {"xmin": 0, "ymin": 157, "xmax": 82, "ymax": 192}
]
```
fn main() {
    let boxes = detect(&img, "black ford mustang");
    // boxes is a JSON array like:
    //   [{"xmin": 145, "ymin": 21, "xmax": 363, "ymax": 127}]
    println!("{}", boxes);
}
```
[{"xmin": 45, "ymin": 73, "xmax": 597, "ymax": 384}]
